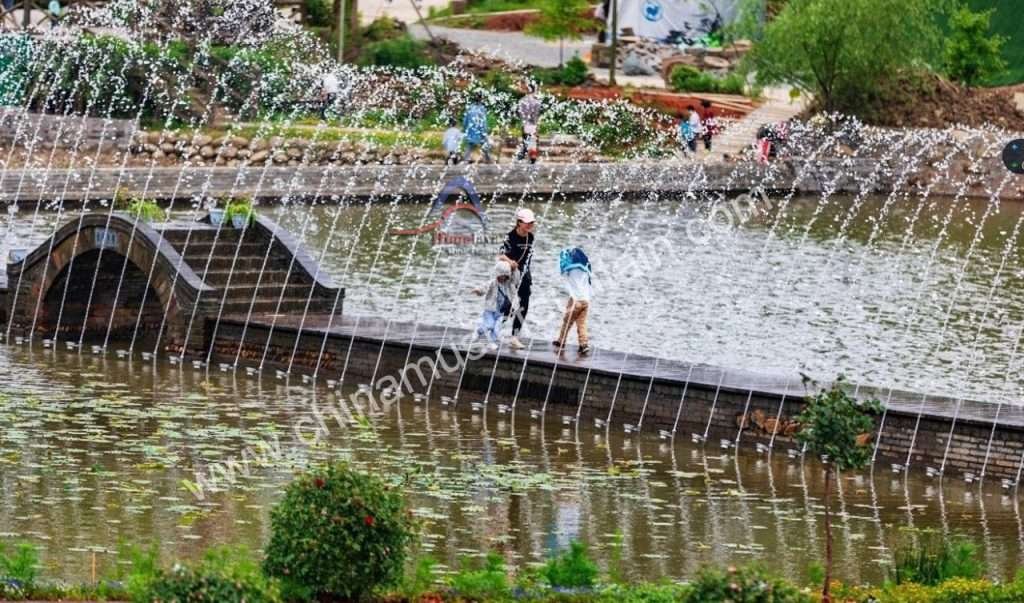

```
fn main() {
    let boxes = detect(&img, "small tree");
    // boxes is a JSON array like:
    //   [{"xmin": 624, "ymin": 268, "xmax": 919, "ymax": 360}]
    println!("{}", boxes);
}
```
[
  {"xmin": 748, "ymin": 0, "xmax": 949, "ymax": 114},
  {"xmin": 795, "ymin": 376, "xmax": 881, "ymax": 603},
  {"xmin": 526, "ymin": 0, "xmax": 593, "ymax": 67},
  {"xmin": 944, "ymin": 4, "xmax": 1007, "ymax": 87}
]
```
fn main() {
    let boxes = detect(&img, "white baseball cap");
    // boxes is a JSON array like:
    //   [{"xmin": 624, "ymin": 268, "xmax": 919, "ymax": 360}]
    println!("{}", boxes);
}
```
[{"xmin": 516, "ymin": 208, "xmax": 536, "ymax": 223}]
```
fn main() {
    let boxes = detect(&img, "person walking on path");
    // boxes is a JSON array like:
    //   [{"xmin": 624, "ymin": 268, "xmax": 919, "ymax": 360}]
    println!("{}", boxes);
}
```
[
  {"xmin": 318, "ymin": 69, "xmax": 340, "ymax": 120},
  {"xmin": 516, "ymin": 84, "xmax": 541, "ymax": 163},
  {"xmin": 679, "ymin": 109, "xmax": 697, "ymax": 155},
  {"xmin": 553, "ymin": 246, "xmax": 592, "ymax": 355},
  {"xmin": 472, "ymin": 261, "xmax": 521, "ymax": 351},
  {"xmin": 442, "ymin": 118, "xmax": 462, "ymax": 165},
  {"xmin": 462, "ymin": 92, "xmax": 493, "ymax": 163},
  {"xmin": 687, "ymin": 105, "xmax": 703, "ymax": 154},
  {"xmin": 700, "ymin": 99, "xmax": 719, "ymax": 152},
  {"xmin": 498, "ymin": 208, "xmax": 536, "ymax": 350}
]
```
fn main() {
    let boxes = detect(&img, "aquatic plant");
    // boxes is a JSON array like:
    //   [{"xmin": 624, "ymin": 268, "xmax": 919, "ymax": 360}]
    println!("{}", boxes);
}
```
[
  {"xmin": 541, "ymin": 540, "xmax": 599, "ymax": 589},
  {"xmin": 889, "ymin": 530, "xmax": 983, "ymax": 587},
  {"xmin": 262, "ymin": 462, "xmax": 416, "ymax": 600},
  {"xmin": 449, "ymin": 552, "xmax": 512, "ymax": 600},
  {"xmin": 0, "ymin": 541, "xmax": 40, "ymax": 592}
]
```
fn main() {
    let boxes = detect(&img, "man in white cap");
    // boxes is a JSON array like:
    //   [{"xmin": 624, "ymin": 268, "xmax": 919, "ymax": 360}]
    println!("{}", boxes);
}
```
[{"xmin": 497, "ymin": 208, "xmax": 536, "ymax": 349}]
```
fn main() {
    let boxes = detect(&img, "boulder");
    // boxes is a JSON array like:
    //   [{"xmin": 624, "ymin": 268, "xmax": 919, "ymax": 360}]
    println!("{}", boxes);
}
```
[
  {"xmin": 221, "ymin": 145, "xmax": 238, "ymax": 159},
  {"xmin": 272, "ymin": 151, "xmax": 288, "ymax": 164},
  {"xmin": 249, "ymin": 138, "xmax": 269, "ymax": 151},
  {"xmin": 250, "ymin": 150, "xmax": 270, "ymax": 163},
  {"xmin": 286, "ymin": 146, "xmax": 303, "ymax": 159},
  {"xmin": 160, "ymin": 142, "xmax": 175, "ymax": 154},
  {"xmin": 192, "ymin": 134, "xmax": 213, "ymax": 147},
  {"xmin": 230, "ymin": 136, "xmax": 248, "ymax": 148},
  {"xmin": 200, "ymin": 145, "xmax": 216, "ymax": 159}
]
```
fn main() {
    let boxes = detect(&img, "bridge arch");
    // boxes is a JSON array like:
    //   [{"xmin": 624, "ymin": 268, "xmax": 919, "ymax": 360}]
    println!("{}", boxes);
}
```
[{"xmin": 5, "ymin": 213, "xmax": 212, "ymax": 347}]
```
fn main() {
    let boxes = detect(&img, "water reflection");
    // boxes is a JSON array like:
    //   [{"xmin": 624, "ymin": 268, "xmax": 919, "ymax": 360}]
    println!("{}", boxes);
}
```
[{"xmin": 1, "ymin": 346, "xmax": 1022, "ymax": 584}]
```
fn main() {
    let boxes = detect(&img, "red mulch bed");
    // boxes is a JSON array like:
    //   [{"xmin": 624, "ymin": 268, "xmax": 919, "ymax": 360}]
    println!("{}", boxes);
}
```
[{"xmin": 560, "ymin": 85, "xmax": 758, "ymax": 119}]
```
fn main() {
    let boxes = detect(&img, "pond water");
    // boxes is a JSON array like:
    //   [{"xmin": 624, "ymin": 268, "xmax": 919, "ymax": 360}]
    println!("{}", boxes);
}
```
[
  {"xmin": 3, "ymin": 192, "xmax": 1024, "ymax": 584},
  {"xmin": 1, "ymin": 345, "xmax": 1023, "ymax": 586}
]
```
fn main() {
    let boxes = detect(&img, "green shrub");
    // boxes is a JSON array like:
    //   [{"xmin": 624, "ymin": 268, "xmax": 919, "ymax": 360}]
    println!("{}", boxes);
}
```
[
  {"xmin": 944, "ymin": 3, "xmax": 1007, "ymax": 86},
  {"xmin": 533, "ymin": 55, "xmax": 589, "ymax": 86},
  {"xmin": 262, "ymin": 462, "xmax": 416, "ymax": 600},
  {"xmin": 450, "ymin": 552, "xmax": 512, "ymax": 600},
  {"xmin": 0, "ymin": 541, "xmax": 39, "ymax": 589},
  {"xmin": 684, "ymin": 564, "xmax": 813, "ymax": 603},
  {"xmin": 305, "ymin": 0, "xmax": 333, "ymax": 27},
  {"xmin": 890, "ymin": 530, "xmax": 983, "ymax": 586},
  {"xmin": 669, "ymin": 65, "xmax": 745, "ymax": 95},
  {"xmin": 359, "ymin": 35, "xmax": 433, "ymax": 68},
  {"xmin": 146, "ymin": 566, "xmax": 277, "ymax": 603},
  {"xmin": 541, "ymin": 541, "xmax": 599, "ymax": 589},
  {"xmin": 127, "ymin": 198, "xmax": 165, "ymax": 222},
  {"xmin": 400, "ymin": 557, "xmax": 438, "ymax": 599}
]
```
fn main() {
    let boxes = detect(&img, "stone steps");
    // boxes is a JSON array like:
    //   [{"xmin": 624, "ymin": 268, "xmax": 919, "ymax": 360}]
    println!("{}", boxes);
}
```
[
  {"xmin": 218, "ymin": 296, "xmax": 335, "ymax": 315},
  {"xmin": 197, "ymin": 268, "xmax": 307, "ymax": 287}
]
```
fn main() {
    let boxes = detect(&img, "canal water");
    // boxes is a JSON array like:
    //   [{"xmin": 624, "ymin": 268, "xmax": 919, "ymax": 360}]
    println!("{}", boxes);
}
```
[{"xmin": 2, "ymin": 192, "xmax": 1024, "ymax": 584}]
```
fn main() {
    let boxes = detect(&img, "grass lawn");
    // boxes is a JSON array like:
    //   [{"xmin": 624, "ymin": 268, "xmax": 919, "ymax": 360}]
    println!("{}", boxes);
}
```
[
  {"xmin": 964, "ymin": 0, "xmax": 1024, "ymax": 86},
  {"xmin": 427, "ymin": 0, "xmax": 543, "ymax": 19}
]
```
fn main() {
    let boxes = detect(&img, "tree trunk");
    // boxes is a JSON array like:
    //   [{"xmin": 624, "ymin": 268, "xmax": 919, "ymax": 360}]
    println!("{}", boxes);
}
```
[
  {"xmin": 608, "ymin": 0, "xmax": 618, "ymax": 86},
  {"xmin": 822, "ymin": 466, "xmax": 832, "ymax": 603},
  {"xmin": 559, "ymin": 37, "xmax": 564, "ymax": 67}
]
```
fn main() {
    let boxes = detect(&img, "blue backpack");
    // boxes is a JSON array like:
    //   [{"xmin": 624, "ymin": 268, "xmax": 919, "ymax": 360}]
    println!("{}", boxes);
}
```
[{"xmin": 559, "ymin": 247, "xmax": 591, "ymax": 277}]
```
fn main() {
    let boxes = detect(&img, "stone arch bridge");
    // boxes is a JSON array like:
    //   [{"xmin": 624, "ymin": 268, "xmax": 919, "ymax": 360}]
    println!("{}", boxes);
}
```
[{"xmin": 1, "ymin": 212, "xmax": 343, "ymax": 355}]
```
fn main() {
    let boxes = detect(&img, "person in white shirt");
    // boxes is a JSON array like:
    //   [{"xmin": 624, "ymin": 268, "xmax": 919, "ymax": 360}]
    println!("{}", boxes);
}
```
[
  {"xmin": 686, "ymin": 105, "xmax": 702, "ymax": 154},
  {"xmin": 553, "ymin": 246, "xmax": 593, "ymax": 355},
  {"xmin": 319, "ymin": 70, "xmax": 340, "ymax": 120}
]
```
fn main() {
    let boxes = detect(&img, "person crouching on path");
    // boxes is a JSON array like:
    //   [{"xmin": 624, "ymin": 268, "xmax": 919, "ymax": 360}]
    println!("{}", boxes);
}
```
[
  {"xmin": 472, "ymin": 261, "xmax": 520, "ymax": 350},
  {"xmin": 553, "ymin": 246, "xmax": 593, "ymax": 355},
  {"xmin": 498, "ymin": 207, "xmax": 536, "ymax": 350}
]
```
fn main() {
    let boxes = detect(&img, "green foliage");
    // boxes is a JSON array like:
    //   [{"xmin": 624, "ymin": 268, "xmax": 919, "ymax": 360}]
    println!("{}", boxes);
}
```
[
  {"xmin": 359, "ymin": 35, "xmax": 434, "ymax": 68},
  {"xmin": 450, "ymin": 552, "xmax": 512, "ymax": 600},
  {"xmin": 305, "ymin": 0, "xmax": 334, "ymax": 27},
  {"xmin": 126, "ymin": 198, "xmax": 165, "ymax": 223},
  {"xmin": 749, "ymin": 0, "xmax": 950, "ymax": 114},
  {"xmin": 0, "ymin": 541, "xmax": 40, "ymax": 588},
  {"xmin": 795, "ymin": 376, "xmax": 882, "ymax": 472},
  {"xmin": 541, "ymin": 541, "xmax": 599, "ymax": 589},
  {"xmin": 525, "ymin": 0, "xmax": 593, "ymax": 65},
  {"xmin": 960, "ymin": 0, "xmax": 1024, "ymax": 86},
  {"xmin": 669, "ymin": 65, "xmax": 746, "ymax": 95},
  {"xmin": 684, "ymin": 565, "xmax": 813, "ymax": 603},
  {"xmin": 400, "ymin": 556, "xmax": 438, "ymax": 598},
  {"xmin": 110, "ymin": 543, "xmax": 162, "ymax": 600},
  {"xmin": 262, "ymin": 462, "xmax": 417, "ymax": 600},
  {"xmin": 944, "ymin": 3, "xmax": 1007, "ymax": 86},
  {"xmin": 145, "ymin": 566, "xmax": 276, "ymax": 603},
  {"xmin": 890, "ymin": 530, "xmax": 984, "ymax": 586},
  {"xmin": 836, "ymin": 573, "xmax": 1024, "ymax": 603},
  {"xmin": 223, "ymin": 197, "xmax": 255, "ymax": 226},
  {"xmin": 533, "ymin": 55, "xmax": 589, "ymax": 86}
]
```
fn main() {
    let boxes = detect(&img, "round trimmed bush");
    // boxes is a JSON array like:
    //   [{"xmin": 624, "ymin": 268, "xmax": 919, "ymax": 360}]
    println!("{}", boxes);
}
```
[
  {"xmin": 263, "ymin": 462, "xmax": 416, "ymax": 600},
  {"xmin": 146, "ymin": 565, "xmax": 276, "ymax": 603}
]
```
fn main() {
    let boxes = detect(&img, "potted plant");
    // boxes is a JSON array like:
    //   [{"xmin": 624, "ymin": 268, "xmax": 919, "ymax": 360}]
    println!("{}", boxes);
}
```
[
  {"xmin": 208, "ymin": 206, "xmax": 226, "ymax": 227},
  {"xmin": 127, "ymin": 198, "xmax": 165, "ymax": 222},
  {"xmin": 224, "ymin": 197, "xmax": 255, "ymax": 230}
]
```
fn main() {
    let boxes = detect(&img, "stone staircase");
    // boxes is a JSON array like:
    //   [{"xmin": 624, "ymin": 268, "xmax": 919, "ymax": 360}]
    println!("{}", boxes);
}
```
[
  {"xmin": 156, "ymin": 221, "xmax": 339, "ymax": 317},
  {"xmin": 712, "ymin": 87, "xmax": 808, "ymax": 160}
]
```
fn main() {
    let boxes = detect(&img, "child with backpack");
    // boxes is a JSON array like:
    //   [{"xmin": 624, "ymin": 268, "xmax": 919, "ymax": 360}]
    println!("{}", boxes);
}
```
[
  {"xmin": 472, "ymin": 261, "xmax": 521, "ymax": 350},
  {"xmin": 553, "ymin": 246, "xmax": 592, "ymax": 355}
]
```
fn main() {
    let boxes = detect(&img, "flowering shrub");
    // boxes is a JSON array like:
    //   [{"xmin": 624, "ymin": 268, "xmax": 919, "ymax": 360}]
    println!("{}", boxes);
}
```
[
  {"xmin": 262, "ymin": 462, "xmax": 416, "ymax": 600},
  {"xmin": 684, "ymin": 565, "xmax": 813, "ymax": 603}
]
